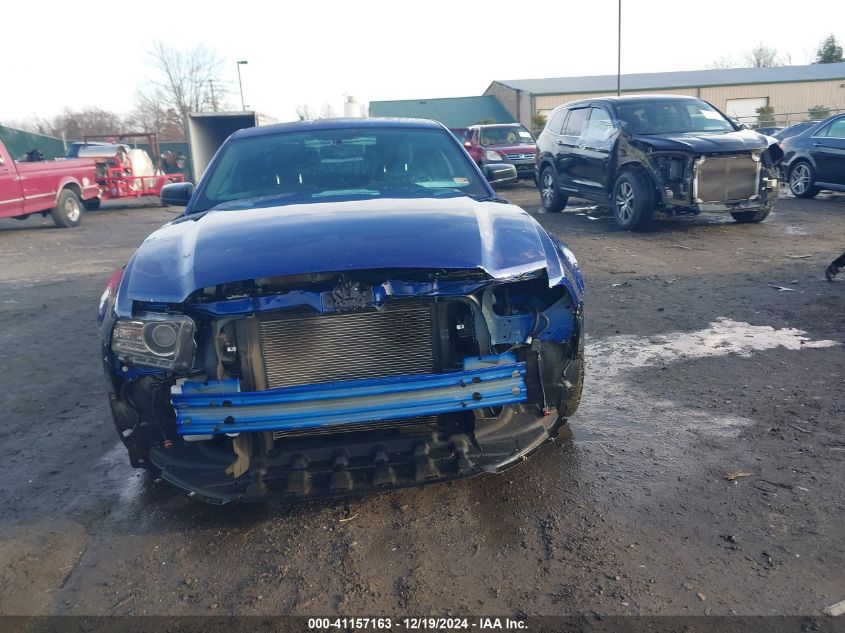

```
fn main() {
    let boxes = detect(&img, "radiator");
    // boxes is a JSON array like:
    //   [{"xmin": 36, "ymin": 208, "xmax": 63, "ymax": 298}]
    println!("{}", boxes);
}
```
[
  {"xmin": 695, "ymin": 155, "xmax": 759, "ymax": 203},
  {"xmin": 258, "ymin": 301, "xmax": 434, "ymax": 389}
]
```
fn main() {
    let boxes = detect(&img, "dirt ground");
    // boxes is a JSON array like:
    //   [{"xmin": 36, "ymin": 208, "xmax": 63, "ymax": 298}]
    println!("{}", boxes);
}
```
[{"xmin": 0, "ymin": 186, "xmax": 843, "ymax": 618}]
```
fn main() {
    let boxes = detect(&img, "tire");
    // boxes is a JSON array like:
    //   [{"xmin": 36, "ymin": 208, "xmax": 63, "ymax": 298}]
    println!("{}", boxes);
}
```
[
  {"xmin": 50, "ymin": 189, "xmax": 83, "ymax": 228},
  {"xmin": 83, "ymin": 197, "xmax": 101, "ymax": 211},
  {"xmin": 539, "ymin": 166, "xmax": 568, "ymax": 212},
  {"xmin": 731, "ymin": 206, "xmax": 772, "ymax": 223},
  {"xmin": 559, "ymin": 360, "xmax": 584, "ymax": 419},
  {"xmin": 612, "ymin": 170, "xmax": 655, "ymax": 230},
  {"xmin": 788, "ymin": 160, "xmax": 820, "ymax": 198}
]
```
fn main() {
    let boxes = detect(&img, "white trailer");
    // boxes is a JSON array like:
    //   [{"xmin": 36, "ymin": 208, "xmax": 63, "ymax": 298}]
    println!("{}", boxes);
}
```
[{"xmin": 187, "ymin": 111, "xmax": 277, "ymax": 182}]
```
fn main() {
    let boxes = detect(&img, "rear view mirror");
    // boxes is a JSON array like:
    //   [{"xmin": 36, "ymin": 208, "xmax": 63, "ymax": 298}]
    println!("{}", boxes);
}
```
[{"xmin": 160, "ymin": 182, "xmax": 194, "ymax": 207}]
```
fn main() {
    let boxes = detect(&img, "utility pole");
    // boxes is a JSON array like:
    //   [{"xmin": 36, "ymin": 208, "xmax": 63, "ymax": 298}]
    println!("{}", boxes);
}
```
[
  {"xmin": 617, "ymin": 0, "xmax": 622, "ymax": 96},
  {"xmin": 209, "ymin": 80, "xmax": 218, "ymax": 111},
  {"xmin": 237, "ymin": 60, "xmax": 248, "ymax": 111}
]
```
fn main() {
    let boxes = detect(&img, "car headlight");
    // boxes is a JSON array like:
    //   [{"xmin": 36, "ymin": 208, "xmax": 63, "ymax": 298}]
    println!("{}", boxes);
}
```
[
  {"xmin": 484, "ymin": 150, "xmax": 503, "ymax": 161},
  {"xmin": 111, "ymin": 314, "xmax": 196, "ymax": 371}
]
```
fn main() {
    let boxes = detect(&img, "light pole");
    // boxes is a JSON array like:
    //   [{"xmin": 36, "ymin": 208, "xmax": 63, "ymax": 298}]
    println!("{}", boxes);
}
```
[
  {"xmin": 616, "ymin": 0, "xmax": 622, "ymax": 97},
  {"xmin": 236, "ymin": 60, "xmax": 248, "ymax": 111}
]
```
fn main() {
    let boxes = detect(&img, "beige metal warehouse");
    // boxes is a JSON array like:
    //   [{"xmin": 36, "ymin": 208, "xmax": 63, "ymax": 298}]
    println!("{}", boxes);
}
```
[{"xmin": 485, "ymin": 62, "xmax": 845, "ymax": 128}]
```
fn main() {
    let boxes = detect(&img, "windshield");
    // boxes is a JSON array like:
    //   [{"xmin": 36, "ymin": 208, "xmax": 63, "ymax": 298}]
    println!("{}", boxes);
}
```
[
  {"xmin": 193, "ymin": 127, "xmax": 489, "ymax": 212},
  {"xmin": 617, "ymin": 100, "xmax": 734, "ymax": 135},
  {"xmin": 479, "ymin": 126, "xmax": 535, "ymax": 146}
]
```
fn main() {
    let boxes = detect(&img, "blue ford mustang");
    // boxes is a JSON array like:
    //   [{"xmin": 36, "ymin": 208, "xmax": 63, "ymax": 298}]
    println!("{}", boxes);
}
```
[{"xmin": 97, "ymin": 118, "xmax": 585, "ymax": 504}]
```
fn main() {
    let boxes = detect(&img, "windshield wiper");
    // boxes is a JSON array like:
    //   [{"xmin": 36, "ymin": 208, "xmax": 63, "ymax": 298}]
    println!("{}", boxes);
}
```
[
  {"xmin": 467, "ymin": 193, "xmax": 506, "ymax": 203},
  {"xmin": 192, "ymin": 193, "xmax": 310, "ymax": 213},
  {"xmin": 312, "ymin": 189, "xmax": 380, "ymax": 198}
]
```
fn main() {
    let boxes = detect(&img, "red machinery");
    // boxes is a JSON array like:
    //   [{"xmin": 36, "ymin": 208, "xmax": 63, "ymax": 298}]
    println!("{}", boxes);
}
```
[{"xmin": 79, "ymin": 133, "xmax": 185, "ymax": 201}]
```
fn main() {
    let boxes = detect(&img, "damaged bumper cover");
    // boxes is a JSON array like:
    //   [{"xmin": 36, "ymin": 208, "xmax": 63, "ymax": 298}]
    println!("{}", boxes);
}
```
[
  {"xmin": 156, "ymin": 353, "xmax": 553, "ymax": 505},
  {"xmin": 150, "ymin": 401, "xmax": 563, "ymax": 505}
]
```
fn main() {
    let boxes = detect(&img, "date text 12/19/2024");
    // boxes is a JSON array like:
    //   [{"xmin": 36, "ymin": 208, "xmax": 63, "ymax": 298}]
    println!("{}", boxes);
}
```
[{"xmin": 307, "ymin": 617, "xmax": 527, "ymax": 630}]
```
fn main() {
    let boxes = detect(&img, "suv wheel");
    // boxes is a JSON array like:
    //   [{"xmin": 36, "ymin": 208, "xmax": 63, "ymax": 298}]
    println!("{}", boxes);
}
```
[
  {"xmin": 788, "ymin": 161, "xmax": 820, "ymax": 198},
  {"xmin": 612, "ymin": 171, "xmax": 654, "ymax": 230},
  {"xmin": 539, "ymin": 166, "xmax": 568, "ymax": 212}
]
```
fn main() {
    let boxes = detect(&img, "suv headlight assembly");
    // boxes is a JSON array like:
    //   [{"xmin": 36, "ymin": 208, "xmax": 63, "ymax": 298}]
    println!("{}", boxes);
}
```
[
  {"xmin": 484, "ymin": 150, "xmax": 503, "ymax": 162},
  {"xmin": 111, "ymin": 314, "xmax": 196, "ymax": 371}
]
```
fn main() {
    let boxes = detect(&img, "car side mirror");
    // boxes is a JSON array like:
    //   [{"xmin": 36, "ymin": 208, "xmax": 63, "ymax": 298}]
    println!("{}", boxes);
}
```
[
  {"xmin": 483, "ymin": 163, "xmax": 517, "ymax": 185},
  {"xmin": 160, "ymin": 182, "xmax": 194, "ymax": 207}
]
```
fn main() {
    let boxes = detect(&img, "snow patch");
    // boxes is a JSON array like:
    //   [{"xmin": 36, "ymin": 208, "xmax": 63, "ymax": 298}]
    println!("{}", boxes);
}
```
[
  {"xmin": 577, "ymin": 319, "xmax": 838, "ymax": 445},
  {"xmin": 587, "ymin": 318, "xmax": 838, "ymax": 379}
]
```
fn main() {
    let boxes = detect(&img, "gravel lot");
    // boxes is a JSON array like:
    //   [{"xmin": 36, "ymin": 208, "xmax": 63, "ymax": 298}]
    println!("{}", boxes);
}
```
[{"xmin": 0, "ymin": 186, "xmax": 843, "ymax": 617}]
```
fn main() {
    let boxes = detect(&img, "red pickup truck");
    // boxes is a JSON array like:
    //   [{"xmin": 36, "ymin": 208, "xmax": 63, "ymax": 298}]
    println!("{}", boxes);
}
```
[{"xmin": 0, "ymin": 139, "xmax": 100, "ymax": 228}]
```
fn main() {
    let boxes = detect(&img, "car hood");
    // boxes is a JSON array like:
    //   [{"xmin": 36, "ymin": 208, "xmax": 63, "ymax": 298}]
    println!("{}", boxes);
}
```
[
  {"xmin": 631, "ymin": 129, "xmax": 772, "ymax": 153},
  {"xmin": 486, "ymin": 144, "xmax": 537, "ymax": 154},
  {"xmin": 120, "ymin": 197, "xmax": 576, "ymax": 305}
]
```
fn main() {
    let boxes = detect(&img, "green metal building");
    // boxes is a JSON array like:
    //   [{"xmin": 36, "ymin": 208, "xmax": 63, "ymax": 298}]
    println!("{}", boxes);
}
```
[{"xmin": 368, "ymin": 96, "xmax": 515, "ymax": 128}]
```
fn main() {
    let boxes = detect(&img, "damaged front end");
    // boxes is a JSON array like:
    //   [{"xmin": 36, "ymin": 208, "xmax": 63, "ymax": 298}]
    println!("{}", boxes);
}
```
[
  {"xmin": 628, "ymin": 139, "xmax": 783, "ymax": 215},
  {"xmin": 99, "ymin": 264, "xmax": 584, "ymax": 504}
]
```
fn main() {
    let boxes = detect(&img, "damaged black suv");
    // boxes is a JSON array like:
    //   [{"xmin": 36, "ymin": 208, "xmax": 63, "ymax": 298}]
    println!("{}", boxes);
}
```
[{"xmin": 536, "ymin": 95, "xmax": 782, "ymax": 230}]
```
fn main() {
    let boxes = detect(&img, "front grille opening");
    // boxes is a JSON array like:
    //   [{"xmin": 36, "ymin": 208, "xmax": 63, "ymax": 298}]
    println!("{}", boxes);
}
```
[{"xmin": 271, "ymin": 416, "xmax": 437, "ymax": 440}]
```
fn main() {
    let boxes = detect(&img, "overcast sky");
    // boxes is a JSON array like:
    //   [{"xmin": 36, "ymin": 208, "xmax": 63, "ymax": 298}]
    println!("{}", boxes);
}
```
[{"xmin": 4, "ymin": 0, "xmax": 844, "ymax": 124}]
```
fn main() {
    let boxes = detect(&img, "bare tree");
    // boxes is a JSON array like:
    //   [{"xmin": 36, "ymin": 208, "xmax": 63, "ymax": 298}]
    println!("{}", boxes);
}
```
[
  {"xmin": 127, "ymin": 90, "xmax": 186, "ymax": 141},
  {"xmin": 144, "ymin": 40, "xmax": 226, "ymax": 135},
  {"xmin": 709, "ymin": 44, "xmax": 790, "ymax": 69},
  {"xmin": 295, "ymin": 104, "xmax": 316, "ymax": 121},
  {"xmin": 3, "ymin": 116, "xmax": 52, "ymax": 135},
  {"xmin": 48, "ymin": 107, "xmax": 124, "ymax": 139},
  {"xmin": 708, "ymin": 55, "xmax": 738, "ymax": 69},
  {"xmin": 320, "ymin": 103, "xmax": 338, "ymax": 119},
  {"xmin": 744, "ymin": 43, "xmax": 790, "ymax": 67}
]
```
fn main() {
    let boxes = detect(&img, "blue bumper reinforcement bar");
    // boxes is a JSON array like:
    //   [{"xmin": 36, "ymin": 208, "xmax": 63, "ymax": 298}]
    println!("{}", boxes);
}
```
[{"xmin": 171, "ymin": 354, "xmax": 527, "ymax": 436}]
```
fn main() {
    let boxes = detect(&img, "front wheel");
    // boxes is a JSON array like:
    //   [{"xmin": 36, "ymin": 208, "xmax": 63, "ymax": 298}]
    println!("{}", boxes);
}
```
[
  {"xmin": 612, "ymin": 171, "xmax": 654, "ymax": 230},
  {"xmin": 50, "ymin": 189, "xmax": 83, "ymax": 228},
  {"xmin": 539, "ymin": 166, "xmax": 568, "ymax": 212},
  {"xmin": 788, "ymin": 161, "xmax": 820, "ymax": 198},
  {"xmin": 731, "ymin": 206, "xmax": 772, "ymax": 223}
]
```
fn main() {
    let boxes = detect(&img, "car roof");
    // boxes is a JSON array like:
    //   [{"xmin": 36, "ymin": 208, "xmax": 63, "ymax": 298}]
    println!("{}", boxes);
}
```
[
  {"xmin": 785, "ymin": 121, "xmax": 818, "ymax": 129},
  {"xmin": 232, "ymin": 117, "xmax": 445, "ymax": 140},
  {"xmin": 556, "ymin": 94, "xmax": 704, "ymax": 109}
]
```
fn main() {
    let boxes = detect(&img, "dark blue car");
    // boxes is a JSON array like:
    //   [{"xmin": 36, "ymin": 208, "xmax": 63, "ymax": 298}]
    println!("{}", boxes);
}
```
[
  {"xmin": 781, "ymin": 113, "xmax": 845, "ymax": 198},
  {"xmin": 97, "ymin": 118, "xmax": 585, "ymax": 504}
]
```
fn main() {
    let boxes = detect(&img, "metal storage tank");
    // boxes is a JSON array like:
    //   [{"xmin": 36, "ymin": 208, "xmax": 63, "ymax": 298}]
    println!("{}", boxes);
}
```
[{"xmin": 344, "ymin": 96, "xmax": 361, "ymax": 118}]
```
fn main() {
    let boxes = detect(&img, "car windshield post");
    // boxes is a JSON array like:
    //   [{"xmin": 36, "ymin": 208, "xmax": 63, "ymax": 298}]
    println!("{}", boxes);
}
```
[{"xmin": 192, "ymin": 127, "xmax": 490, "ymax": 213}]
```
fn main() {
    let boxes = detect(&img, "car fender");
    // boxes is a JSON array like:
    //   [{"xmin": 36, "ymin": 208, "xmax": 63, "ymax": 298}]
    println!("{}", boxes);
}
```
[
  {"xmin": 617, "ymin": 139, "xmax": 666, "ymax": 205},
  {"xmin": 782, "ymin": 149, "xmax": 817, "ymax": 175},
  {"xmin": 55, "ymin": 176, "xmax": 99, "ymax": 203},
  {"xmin": 536, "ymin": 152, "xmax": 555, "ymax": 173}
]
